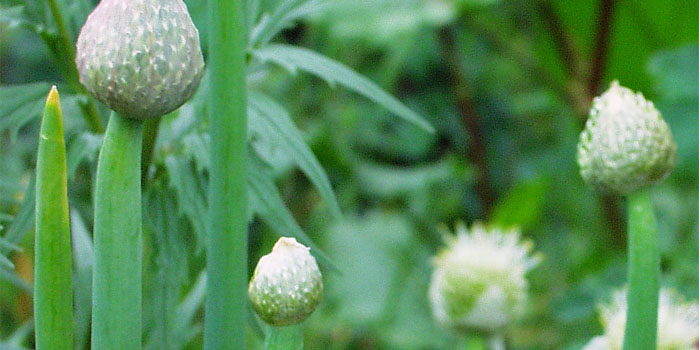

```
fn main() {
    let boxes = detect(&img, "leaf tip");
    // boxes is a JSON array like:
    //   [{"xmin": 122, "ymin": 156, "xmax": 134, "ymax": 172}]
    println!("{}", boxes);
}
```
[{"xmin": 46, "ymin": 85, "xmax": 61, "ymax": 108}]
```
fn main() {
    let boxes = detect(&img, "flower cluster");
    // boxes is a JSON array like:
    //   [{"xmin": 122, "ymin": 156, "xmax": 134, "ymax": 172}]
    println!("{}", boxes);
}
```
[
  {"xmin": 584, "ymin": 288, "xmax": 698, "ymax": 350},
  {"xmin": 429, "ymin": 222, "xmax": 540, "ymax": 333}
]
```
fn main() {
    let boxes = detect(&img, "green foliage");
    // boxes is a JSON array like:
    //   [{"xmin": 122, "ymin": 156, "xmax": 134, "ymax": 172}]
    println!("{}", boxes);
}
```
[{"xmin": 0, "ymin": 0, "xmax": 697, "ymax": 349}]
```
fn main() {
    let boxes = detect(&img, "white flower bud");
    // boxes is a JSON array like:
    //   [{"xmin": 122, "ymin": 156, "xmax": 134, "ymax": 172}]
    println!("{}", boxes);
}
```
[
  {"xmin": 583, "ymin": 288, "xmax": 698, "ymax": 350},
  {"xmin": 248, "ymin": 237, "xmax": 323, "ymax": 326},
  {"xmin": 429, "ymin": 222, "xmax": 540, "ymax": 333},
  {"xmin": 577, "ymin": 81, "xmax": 676, "ymax": 195}
]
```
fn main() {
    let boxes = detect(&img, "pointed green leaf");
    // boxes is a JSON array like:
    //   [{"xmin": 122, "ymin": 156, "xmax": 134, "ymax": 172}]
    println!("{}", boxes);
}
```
[
  {"xmin": 248, "ymin": 151, "xmax": 337, "ymax": 272},
  {"xmin": 253, "ymin": 44, "xmax": 434, "ymax": 132},
  {"xmin": 34, "ymin": 86, "xmax": 74, "ymax": 350},
  {"xmin": 249, "ymin": 90, "xmax": 341, "ymax": 218}
]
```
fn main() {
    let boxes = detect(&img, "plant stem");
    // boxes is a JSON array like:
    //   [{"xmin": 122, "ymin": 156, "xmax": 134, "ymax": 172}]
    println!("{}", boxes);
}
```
[
  {"xmin": 437, "ymin": 25, "xmax": 495, "ymax": 216},
  {"xmin": 92, "ymin": 112, "xmax": 144, "ymax": 350},
  {"xmin": 265, "ymin": 325, "xmax": 304, "ymax": 350},
  {"xmin": 488, "ymin": 334, "xmax": 505, "ymax": 350},
  {"xmin": 588, "ymin": 0, "xmax": 616, "ymax": 97},
  {"xmin": 204, "ymin": 0, "xmax": 248, "ymax": 349},
  {"xmin": 46, "ymin": 0, "xmax": 104, "ymax": 133},
  {"xmin": 622, "ymin": 189, "xmax": 659, "ymax": 350},
  {"xmin": 141, "ymin": 116, "xmax": 162, "ymax": 185},
  {"xmin": 34, "ymin": 86, "xmax": 73, "ymax": 350}
]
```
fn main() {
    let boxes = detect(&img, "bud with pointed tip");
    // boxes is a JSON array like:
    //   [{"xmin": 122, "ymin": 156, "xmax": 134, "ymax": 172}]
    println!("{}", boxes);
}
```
[
  {"xmin": 249, "ymin": 237, "xmax": 323, "ymax": 327},
  {"xmin": 76, "ymin": 0, "xmax": 205, "ymax": 119},
  {"xmin": 577, "ymin": 81, "xmax": 676, "ymax": 195}
]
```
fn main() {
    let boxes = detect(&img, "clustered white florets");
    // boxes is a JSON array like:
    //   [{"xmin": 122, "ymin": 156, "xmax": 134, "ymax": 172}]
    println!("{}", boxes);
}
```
[
  {"xmin": 429, "ymin": 222, "xmax": 540, "ymax": 333},
  {"xmin": 584, "ymin": 288, "xmax": 699, "ymax": 350}
]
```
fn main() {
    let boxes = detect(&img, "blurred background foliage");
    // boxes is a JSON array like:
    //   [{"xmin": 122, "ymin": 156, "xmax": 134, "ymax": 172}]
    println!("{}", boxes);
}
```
[{"xmin": 0, "ymin": 0, "xmax": 697, "ymax": 349}]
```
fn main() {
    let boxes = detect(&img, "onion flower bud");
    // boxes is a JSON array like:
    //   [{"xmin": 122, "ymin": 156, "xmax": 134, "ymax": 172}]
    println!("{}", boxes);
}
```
[
  {"xmin": 584, "ymin": 288, "xmax": 698, "ymax": 350},
  {"xmin": 76, "ymin": 0, "xmax": 205, "ymax": 119},
  {"xmin": 429, "ymin": 222, "xmax": 540, "ymax": 333},
  {"xmin": 577, "ymin": 81, "xmax": 676, "ymax": 195},
  {"xmin": 249, "ymin": 237, "xmax": 323, "ymax": 326}
]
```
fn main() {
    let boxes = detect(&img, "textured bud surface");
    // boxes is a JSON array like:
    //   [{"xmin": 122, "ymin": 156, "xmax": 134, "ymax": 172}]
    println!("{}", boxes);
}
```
[
  {"xmin": 429, "ymin": 223, "xmax": 539, "ymax": 333},
  {"xmin": 76, "ymin": 0, "xmax": 205, "ymax": 119},
  {"xmin": 249, "ymin": 237, "xmax": 323, "ymax": 326},
  {"xmin": 583, "ymin": 288, "xmax": 698, "ymax": 350},
  {"xmin": 577, "ymin": 81, "xmax": 676, "ymax": 194}
]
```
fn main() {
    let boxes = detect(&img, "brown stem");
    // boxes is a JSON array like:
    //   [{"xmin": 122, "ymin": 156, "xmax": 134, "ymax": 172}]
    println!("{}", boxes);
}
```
[
  {"xmin": 588, "ymin": 0, "xmax": 616, "ymax": 97},
  {"xmin": 587, "ymin": 0, "xmax": 624, "ymax": 246},
  {"xmin": 537, "ymin": 1, "xmax": 583, "ymax": 78},
  {"xmin": 438, "ymin": 26, "xmax": 496, "ymax": 216}
]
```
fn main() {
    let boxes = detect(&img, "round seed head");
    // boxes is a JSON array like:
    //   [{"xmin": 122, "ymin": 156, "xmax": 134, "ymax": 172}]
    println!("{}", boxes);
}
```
[
  {"xmin": 577, "ymin": 81, "xmax": 676, "ymax": 195},
  {"xmin": 429, "ymin": 222, "xmax": 540, "ymax": 333},
  {"xmin": 76, "ymin": 0, "xmax": 205, "ymax": 119},
  {"xmin": 248, "ymin": 237, "xmax": 323, "ymax": 326}
]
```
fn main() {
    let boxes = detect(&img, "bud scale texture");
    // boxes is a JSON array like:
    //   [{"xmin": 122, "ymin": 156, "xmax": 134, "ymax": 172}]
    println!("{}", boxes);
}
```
[
  {"xmin": 76, "ymin": 0, "xmax": 205, "ymax": 119},
  {"xmin": 577, "ymin": 81, "xmax": 676, "ymax": 195},
  {"xmin": 249, "ymin": 237, "xmax": 323, "ymax": 326}
]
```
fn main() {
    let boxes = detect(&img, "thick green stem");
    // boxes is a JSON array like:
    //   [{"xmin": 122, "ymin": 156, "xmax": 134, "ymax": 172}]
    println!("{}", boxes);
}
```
[
  {"xmin": 35, "ymin": 87, "xmax": 73, "ymax": 350},
  {"xmin": 265, "ymin": 325, "xmax": 304, "ymax": 350},
  {"xmin": 622, "ymin": 190, "xmax": 659, "ymax": 350},
  {"xmin": 204, "ymin": 0, "xmax": 248, "ymax": 349},
  {"xmin": 92, "ymin": 112, "xmax": 144, "ymax": 350}
]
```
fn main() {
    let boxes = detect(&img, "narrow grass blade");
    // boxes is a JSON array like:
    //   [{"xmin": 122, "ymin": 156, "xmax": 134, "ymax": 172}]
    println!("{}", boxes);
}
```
[{"xmin": 34, "ymin": 86, "xmax": 74, "ymax": 350}]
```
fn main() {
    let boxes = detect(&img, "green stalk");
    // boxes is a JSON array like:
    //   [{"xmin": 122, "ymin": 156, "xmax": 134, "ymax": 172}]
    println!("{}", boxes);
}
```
[
  {"xmin": 265, "ymin": 325, "xmax": 303, "ymax": 350},
  {"xmin": 46, "ymin": 0, "xmax": 104, "ymax": 133},
  {"xmin": 34, "ymin": 86, "xmax": 73, "ymax": 350},
  {"xmin": 204, "ymin": 0, "xmax": 248, "ymax": 349},
  {"xmin": 92, "ymin": 112, "xmax": 144, "ymax": 350},
  {"xmin": 622, "ymin": 189, "xmax": 659, "ymax": 350}
]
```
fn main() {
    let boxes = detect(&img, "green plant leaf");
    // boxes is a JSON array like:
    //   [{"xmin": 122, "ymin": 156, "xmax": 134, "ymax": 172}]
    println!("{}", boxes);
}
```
[
  {"xmin": 249, "ymin": 90, "xmax": 341, "ymax": 218},
  {"xmin": 70, "ymin": 209, "xmax": 93, "ymax": 350},
  {"xmin": 144, "ymin": 184, "xmax": 190, "ymax": 350},
  {"xmin": 252, "ymin": 44, "xmax": 434, "ymax": 133},
  {"xmin": 164, "ymin": 156, "xmax": 208, "ymax": 252},
  {"xmin": 0, "ymin": 320, "xmax": 33, "ymax": 350},
  {"xmin": 248, "ymin": 151, "xmax": 337, "ymax": 272},
  {"xmin": 0, "ymin": 83, "xmax": 52, "ymax": 141},
  {"xmin": 249, "ymin": 0, "xmax": 330, "ymax": 48},
  {"xmin": 66, "ymin": 132, "xmax": 103, "ymax": 179},
  {"xmin": 1, "ymin": 176, "xmax": 35, "ymax": 256},
  {"xmin": 174, "ymin": 271, "xmax": 206, "ymax": 347},
  {"xmin": 0, "ymin": 267, "xmax": 32, "ymax": 294}
]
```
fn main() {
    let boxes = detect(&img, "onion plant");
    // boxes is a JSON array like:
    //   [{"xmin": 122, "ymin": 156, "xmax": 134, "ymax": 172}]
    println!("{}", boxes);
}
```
[
  {"xmin": 577, "ymin": 81, "xmax": 676, "ymax": 350},
  {"xmin": 249, "ymin": 237, "xmax": 323, "ymax": 350},
  {"xmin": 34, "ymin": 86, "xmax": 73, "ymax": 350},
  {"xmin": 74, "ymin": 0, "xmax": 204, "ymax": 348}
]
